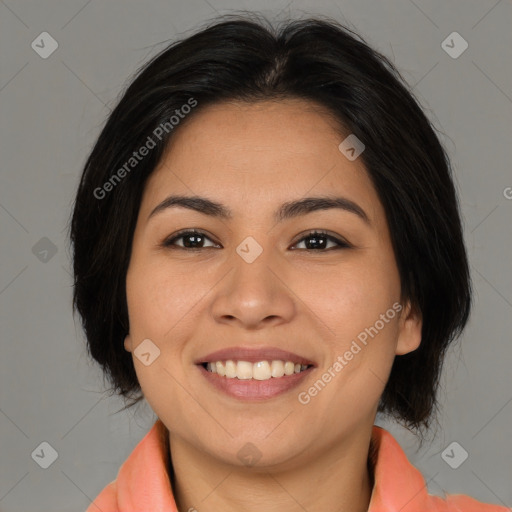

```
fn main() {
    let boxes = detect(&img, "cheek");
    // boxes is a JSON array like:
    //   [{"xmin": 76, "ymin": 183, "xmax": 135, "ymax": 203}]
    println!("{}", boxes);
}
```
[
  {"xmin": 126, "ymin": 255, "xmax": 207, "ymax": 341},
  {"xmin": 323, "ymin": 258, "xmax": 401, "ymax": 389},
  {"xmin": 297, "ymin": 266, "xmax": 401, "ymax": 425},
  {"xmin": 125, "ymin": 258, "xmax": 201, "ymax": 415},
  {"xmin": 299, "ymin": 254, "xmax": 401, "ymax": 345}
]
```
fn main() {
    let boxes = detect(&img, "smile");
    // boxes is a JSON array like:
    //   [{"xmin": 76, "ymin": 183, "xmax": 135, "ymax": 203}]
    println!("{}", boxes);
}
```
[{"xmin": 195, "ymin": 346, "xmax": 316, "ymax": 400}]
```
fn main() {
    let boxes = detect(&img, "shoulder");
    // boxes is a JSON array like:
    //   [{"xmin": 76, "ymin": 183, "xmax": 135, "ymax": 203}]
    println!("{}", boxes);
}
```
[{"xmin": 370, "ymin": 426, "xmax": 509, "ymax": 512}]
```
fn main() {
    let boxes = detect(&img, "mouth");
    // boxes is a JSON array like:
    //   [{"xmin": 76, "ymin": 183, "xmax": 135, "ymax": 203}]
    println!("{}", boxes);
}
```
[{"xmin": 195, "ymin": 346, "xmax": 316, "ymax": 400}]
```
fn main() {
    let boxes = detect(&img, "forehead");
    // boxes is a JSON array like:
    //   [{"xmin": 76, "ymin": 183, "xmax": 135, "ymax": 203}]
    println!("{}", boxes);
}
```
[{"xmin": 140, "ymin": 99, "xmax": 381, "ymax": 223}]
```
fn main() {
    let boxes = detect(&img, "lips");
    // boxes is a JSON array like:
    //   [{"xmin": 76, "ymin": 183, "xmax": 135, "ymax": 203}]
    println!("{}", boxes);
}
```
[{"xmin": 195, "ymin": 346, "xmax": 316, "ymax": 400}]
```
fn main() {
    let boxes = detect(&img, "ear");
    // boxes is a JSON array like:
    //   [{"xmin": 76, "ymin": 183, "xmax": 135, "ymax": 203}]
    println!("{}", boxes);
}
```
[
  {"xmin": 124, "ymin": 334, "xmax": 133, "ymax": 353},
  {"xmin": 395, "ymin": 301, "xmax": 422, "ymax": 355}
]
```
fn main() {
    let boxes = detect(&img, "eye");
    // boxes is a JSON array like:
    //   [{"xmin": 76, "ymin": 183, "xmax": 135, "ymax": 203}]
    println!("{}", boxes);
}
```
[
  {"xmin": 162, "ymin": 229, "xmax": 220, "ymax": 249},
  {"xmin": 291, "ymin": 230, "xmax": 350, "ymax": 251}
]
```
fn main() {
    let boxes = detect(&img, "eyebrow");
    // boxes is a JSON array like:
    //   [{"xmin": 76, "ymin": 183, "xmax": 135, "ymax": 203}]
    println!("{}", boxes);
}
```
[{"xmin": 148, "ymin": 194, "xmax": 370, "ymax": 225}]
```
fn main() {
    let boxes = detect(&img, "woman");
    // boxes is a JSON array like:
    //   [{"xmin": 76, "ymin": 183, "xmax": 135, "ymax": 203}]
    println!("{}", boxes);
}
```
[{"xmin": 70, "ymin": 13, "xmax": 508, "ymax": 512}]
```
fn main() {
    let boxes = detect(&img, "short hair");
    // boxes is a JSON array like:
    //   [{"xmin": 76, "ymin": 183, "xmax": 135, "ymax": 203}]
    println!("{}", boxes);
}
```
[{"xmin": 69, "ymin": 13, "xmax": 471, "ymax": 432}]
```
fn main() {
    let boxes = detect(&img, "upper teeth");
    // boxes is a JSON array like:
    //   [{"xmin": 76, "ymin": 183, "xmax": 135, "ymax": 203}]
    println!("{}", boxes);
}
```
[{"xmin": 206, "ymin": 360, "xmax": 309, "ymax": 380}]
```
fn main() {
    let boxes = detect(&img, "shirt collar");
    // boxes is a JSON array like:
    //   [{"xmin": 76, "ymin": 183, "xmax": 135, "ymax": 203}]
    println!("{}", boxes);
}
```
[{"xmin": 368, "ymin": 425, "xmax": 431, "ymax": 511}]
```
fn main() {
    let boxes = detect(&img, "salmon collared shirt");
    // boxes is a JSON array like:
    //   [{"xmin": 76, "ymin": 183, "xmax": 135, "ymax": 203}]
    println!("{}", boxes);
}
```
[{"xmin": 86, "ymin": 420, "xmax": 508, "ymax": 512}]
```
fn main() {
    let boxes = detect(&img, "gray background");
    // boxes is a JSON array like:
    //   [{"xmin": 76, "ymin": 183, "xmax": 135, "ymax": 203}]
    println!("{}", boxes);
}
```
[{"xmin": 1, "ymin": 1, "xmax": 511, "ymax": 511}]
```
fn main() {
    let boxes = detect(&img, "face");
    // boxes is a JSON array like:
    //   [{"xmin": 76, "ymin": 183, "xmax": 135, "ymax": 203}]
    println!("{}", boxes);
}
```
[{"xmin": 124, "ymin": 99, "xmax": 422, "ymax": 469}]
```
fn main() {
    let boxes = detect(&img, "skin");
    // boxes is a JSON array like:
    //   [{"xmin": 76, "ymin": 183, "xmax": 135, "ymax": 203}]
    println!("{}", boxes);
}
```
[{"xmin": 124, "ymin": 99, "xmax": 422, "ymax": 512}]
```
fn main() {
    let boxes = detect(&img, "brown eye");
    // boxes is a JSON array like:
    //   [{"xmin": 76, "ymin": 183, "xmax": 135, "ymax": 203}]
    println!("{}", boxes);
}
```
[
  {"xmin": 163, "ymin": 230, "xmax": 219, "ymax": 249},
  {"xmin": 292, "ymin": 231, "xmax": 350, "ymax": 251}
]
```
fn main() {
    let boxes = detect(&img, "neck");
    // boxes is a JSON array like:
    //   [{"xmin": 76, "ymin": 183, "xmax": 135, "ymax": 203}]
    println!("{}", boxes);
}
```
[{"xmin": 167, "ymin": 426, "xmax": 375, "ymax": 512}]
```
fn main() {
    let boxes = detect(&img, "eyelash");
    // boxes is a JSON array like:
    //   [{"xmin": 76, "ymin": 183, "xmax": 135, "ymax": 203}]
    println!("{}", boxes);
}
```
[{"xmin": 161, "ymin": 229, "xmax": 351, "ymax": 251}]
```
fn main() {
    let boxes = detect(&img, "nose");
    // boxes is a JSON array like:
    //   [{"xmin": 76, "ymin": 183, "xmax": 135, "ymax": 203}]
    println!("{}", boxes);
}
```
[{"xmin": 209, "ymin": 243, "xmax": 296, "ymax": 330}]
